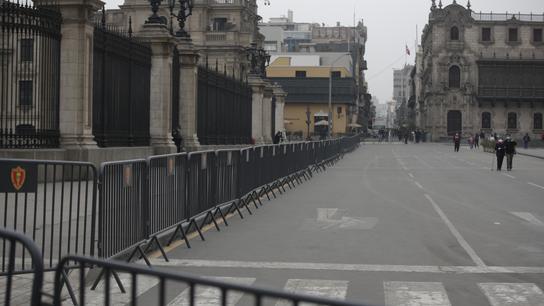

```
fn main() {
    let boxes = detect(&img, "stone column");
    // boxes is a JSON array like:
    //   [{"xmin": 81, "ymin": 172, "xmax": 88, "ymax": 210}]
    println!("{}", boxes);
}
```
[
  {"xmin": 54, "ymin": 0, "xmax": 103, "ymax": 149},
  {"xmin": 139, "ymin": 23, "xmax": 177, "ymax": 155},
  {"xmin": 262, "ymin": 84, "xmax": 274, "ymax": 144},
  {"xmin": 176, "ymin": 38, "xmax": 200, "ymax": 151},
  {"xmin": 248, "ymin": 75, "xmax": 265, "ymax": 145},
  {"xmin": 272, "ymin": 84, "xmax": 287, "ymax": 134}
]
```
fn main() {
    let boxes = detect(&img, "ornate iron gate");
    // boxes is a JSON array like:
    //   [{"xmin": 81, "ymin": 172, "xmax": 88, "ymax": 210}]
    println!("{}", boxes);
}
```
[
  {"xmin": 197, "ymin": 61, "xmax": 252, "ymax": 145},
  {"xmin": 0, "ymin": 1, "xmax": 62, "ymax": 148},
  {"xmin": 92, "ymin": 17, "xmax": 151, "ymax": 147}
]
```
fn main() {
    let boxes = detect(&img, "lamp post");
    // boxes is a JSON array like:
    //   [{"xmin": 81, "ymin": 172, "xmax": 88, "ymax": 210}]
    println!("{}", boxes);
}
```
[
  {"xmin": 146, "ymin": 0, "xmax": 165, "ymax": 24},
  {"xmin": 246, "ymin": 43, "xmax": 271, "ymax": 77},
  {"xmin": 167, "ymin": 0, "xmax": 193, "ymax": 37},
  {"xmin": 328, "ymin": 53, "xmax": 351, "ymax": 138},
  {"xmin": 305, "ymin": 106, "xmax": 311, "ymax": 140}
]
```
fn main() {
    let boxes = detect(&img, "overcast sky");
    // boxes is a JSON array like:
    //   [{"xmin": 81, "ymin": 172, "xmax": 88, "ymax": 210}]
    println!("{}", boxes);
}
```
[{"xmin": 106, "ymin": 0, "xmax": 543, "ymax": 105}]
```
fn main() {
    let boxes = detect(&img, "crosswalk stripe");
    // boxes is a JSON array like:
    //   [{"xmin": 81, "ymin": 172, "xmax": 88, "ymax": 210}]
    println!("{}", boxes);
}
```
[
  {"xmin": 479, "ymin": 283, "xmax": 544, "ymax": 306},
  {"xmin": 384, "ymin": 281, "xmax": 451, "ymax": 306},
  {"xmin": 275, "ymin": 279, "xmax": 349, "ymax": 306},
  {"xmin": 510, "ymin": 212, "xmax": 544, "ymax": 226},
  {"xmin": 168, "ymin": 277, "xmax": 256, "ymax": 306},
  {"xmin": 84, "ymin": 273, "xmax": 159, "ymax": 306}
]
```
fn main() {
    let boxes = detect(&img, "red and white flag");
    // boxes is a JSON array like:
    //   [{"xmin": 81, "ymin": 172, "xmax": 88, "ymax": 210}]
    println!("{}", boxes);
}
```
[{"xmin": 405, "ymin": 45, "xmax": 411, "ymax": 56}]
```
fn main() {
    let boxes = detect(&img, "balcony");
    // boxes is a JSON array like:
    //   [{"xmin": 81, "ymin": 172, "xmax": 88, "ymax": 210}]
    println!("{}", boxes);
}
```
[{"xmin": 477, "ymin": 86, "xmax": 544, "ymax": 101}]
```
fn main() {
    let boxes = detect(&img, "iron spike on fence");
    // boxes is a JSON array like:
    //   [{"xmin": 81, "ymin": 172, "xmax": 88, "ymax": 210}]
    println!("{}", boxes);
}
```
[
  {"xmin": 101, "ymin": 4, "xmax": 106, "ymax": 28},
  {"xmin": 128, "ymin": 16, "xmax": 133, "ymax": 38}
]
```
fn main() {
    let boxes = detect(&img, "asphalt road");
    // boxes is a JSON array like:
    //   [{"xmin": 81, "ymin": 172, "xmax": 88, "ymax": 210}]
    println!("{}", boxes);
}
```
[{"xmin": 116, "ymin": 144, "xmax": 544, "ymax": 305}]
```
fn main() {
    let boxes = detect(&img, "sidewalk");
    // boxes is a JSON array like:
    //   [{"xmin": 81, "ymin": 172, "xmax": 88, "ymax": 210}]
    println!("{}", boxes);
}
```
[{"xmin": 517, "ymin": 148, "xmax": 544, "ymax": 159}]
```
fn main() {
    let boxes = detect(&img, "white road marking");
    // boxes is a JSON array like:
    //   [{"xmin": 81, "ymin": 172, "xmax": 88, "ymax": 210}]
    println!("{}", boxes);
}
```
[
  {"xmin": 276, "ymin": 279, "xmax": 348, "ymax": 306},
  {"xmin": 414, "ymin": 155, "xmax": 433, "ymax": 169},
  {"xmin": 479, "ymin": 283, "xmax": 544, "ymax": 306},
  {"xmin": 502, "ymin": 173, "xmax": 516, "ymax": 179},
  {"xmin": 510, "ymin": 212, "xmax": 544, "ymax": 226},
  {"xmin": 301, "ymin": 208, "xmax": 378, "ymax": 230},
  {"xmin": 527, "ymin": 182, "xmax": 544, "ymax": 190},
  {"xmin": 424, "ymin": 194, "xmax": 487, "ymax": 267},
  {"xmin": 148, "ymin": 259, "xmax": 544, "ymax": 274},
  {"xmin": 168, "ymin": 277, "xmax": 256, "ymax": 306},
  {"xmin": 408, "ymin": 173, "xmax": 415, "ymax": 178},
  {"xmin": 384, "ymin": 281, "xmax": 451, "ymax": 306},
  {"xmin": 414, "ymin": 181, "xmax": 424, "ymax": 189},
  {"xmin": 84, "ymin": 273, "xmax": 159, "ymax": 306}
]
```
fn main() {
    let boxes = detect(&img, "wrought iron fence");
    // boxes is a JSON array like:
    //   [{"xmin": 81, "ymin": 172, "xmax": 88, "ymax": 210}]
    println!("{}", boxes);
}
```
[
  {"xmin": 197, "ymin": 61, "xmax": 252, "ymax": 145},
  {"xmin": 92, "ymin": 16, "xmax": 152, "ymax": 147},
  {"xmin": 0, "ymin": 0, "xmax": 62, "ymax": 149}
]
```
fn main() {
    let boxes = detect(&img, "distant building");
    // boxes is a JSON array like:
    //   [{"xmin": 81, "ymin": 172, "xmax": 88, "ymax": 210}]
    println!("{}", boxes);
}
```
[
  {"xmin": 266, "ymin": 53, "xmax": 357, "ymax": 138},
  {"xmin": 418, "ymin": 1, "xmax": 544, "ymax": 140}
]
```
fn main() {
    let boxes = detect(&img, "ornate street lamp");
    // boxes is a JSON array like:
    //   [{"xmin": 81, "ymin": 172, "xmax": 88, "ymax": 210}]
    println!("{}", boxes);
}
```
[
  {"xmin": 146, "ymin": 0, "xmax": 165, "ymax": 24},
  {"xmin": 168, "ymin": 0, "xmax": 193, "ymax": 37}
]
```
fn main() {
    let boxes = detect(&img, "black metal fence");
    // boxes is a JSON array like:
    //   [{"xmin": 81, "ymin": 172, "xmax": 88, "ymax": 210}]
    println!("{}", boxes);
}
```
[
  {"xmin": 197, "ymin": 62, "xmax": 252, "ymax": 145},
  {"xmin": 0, "ymin": 0, "xmax": 62, "ymax": 149},
  {"xmin": 51, "ymin": 255, "xmax": 368, "ymax": 306},
  {"xmin": 92, "ymin": 17, "xmax": 152, "ymax": 147},
  {"xmin": 0, "ymin": 228, "xmax": 43, "ymax": 306},
  {"xmin": 0, "ymin": 159, "xmax": 98, "ymax": 273}
]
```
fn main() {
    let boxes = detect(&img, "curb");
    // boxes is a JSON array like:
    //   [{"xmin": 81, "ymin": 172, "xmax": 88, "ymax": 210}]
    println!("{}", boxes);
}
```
[{"xmin": 517, "ymin": 152, "xmax": 544, "ymax": 160}]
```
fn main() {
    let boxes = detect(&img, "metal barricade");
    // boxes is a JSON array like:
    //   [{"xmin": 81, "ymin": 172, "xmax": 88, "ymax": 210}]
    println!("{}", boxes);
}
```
[
  {"xmin": 53, "ymin": 255, "xmax": 369, "ymax": 306},
  {"xmin": 215, "ymin": 150, "xmax": 240, "ymax": 205},
  {"xmin": 0, "ymin": 228, "xmax": 44, "ymax": 306},
  {"xmin": 98, "ymin": 160, "xmax": 147, "ymax": 261},
  {"xmin": 0, "ymin": 159, "xmax": 98, "ymax": 272},
  {"xmin": 146, "ymin": 153, "xmax": 188, "ymax": 255},
  {"xmin": 186, "ymin": 151, "xmax": 217, "ymax": 220}
]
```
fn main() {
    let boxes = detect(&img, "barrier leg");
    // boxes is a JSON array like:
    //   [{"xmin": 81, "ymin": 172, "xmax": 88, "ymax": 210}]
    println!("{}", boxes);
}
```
[
  {"xmin": 252, "ymin": 190, "xmax": 263, "ymax": 206},
  {"xmin": 167, "ymin": 224, "xmax": 191, "ymax": 248},
  {"xmin": 90, "ymin": 269, "xmax": 126, "ymax": 294},
  {"xmin": 127, "ymin": 244, "xmax": 151, "ymax": 266},
  {"xmin": 214, "ymin": 207, "xmax": 229, "ymax": 226},
  {"xmin": 201, "ymin": 211, "xmax": 221, "ymax": 232},
  {"xmin": 144, "ymin": 236, "xmax": 169, "ymax": 262},
  {"xmin": 188, "ymin": 219, "xmax": 206, "ymax": 241},
  {"xmin": 228, "ymin": 200, "xmax": 244, "ymax": 219}
]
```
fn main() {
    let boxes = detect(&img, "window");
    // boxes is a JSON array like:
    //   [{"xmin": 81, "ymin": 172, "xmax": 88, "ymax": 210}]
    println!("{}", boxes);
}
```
[
  {"xmin": 212, "ymin": 18, "xmax": 227, "ymax": 31},
  {"xmin": 331, "ymin": 71, "xmax": 341, "ymax": 78},
  {"xmin": 507, "ymin": 112, "xmax": 517, "ymax": 129},
  {"xmin": 481, "ymin": 112, "xmax": 491, "ymax": 129},
  {"xmin": 448, "ymin": 65, "xmax": 461, "ymax": 88},
  {"xmin": 533, "ymin": 28, "xmax": 543, "ymax": 43},
  {"xmin": 450, "ymin": 26, "xmax": 459, "ymax": 41},
  {"xmin": 534, "ymin": 113, "xmax": 543, "ymax": 130},
  {"xmin": 19, "ymin": 80, "xmax": 33, "ymax": 107},
  {"xmin": 20, "ymin": 39, "xmax": 33, "ymax": 62},
  {"xmin": 295, "ymin": 71, "xmax": 306, "ymax": 78},
  {"xmin": 481, "ymin": 28, "xmax": 491, "ymax": 42},
  {"xmin": 508, "ymin": 28, "xmax": 518, "ymax": 42}
]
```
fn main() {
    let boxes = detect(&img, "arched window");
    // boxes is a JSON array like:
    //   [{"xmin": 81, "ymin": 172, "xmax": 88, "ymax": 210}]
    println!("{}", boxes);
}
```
[
  {"xmin": 449, "ymin": 66, "xmax": 461, "ymax": 88},
  {"xmin": 534, "ymin": 113, "xmax": 543, "ymax": 130},
  {"xmin": 481, "ymin": 112, "xmax": 491, "ymax": 129},
  {"xmin": 507, "ymin": 112, "xmax": 517, "ymax": 129},
  {"xmin": 450, "ymin": 26, "xmax": 459, "ymax": 41}
]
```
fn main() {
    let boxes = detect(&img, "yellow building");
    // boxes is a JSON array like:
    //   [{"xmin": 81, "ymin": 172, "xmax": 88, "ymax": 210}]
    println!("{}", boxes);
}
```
[{"xmin": 267, "ymin": 53, "xmax": 357, "ymax": 138}]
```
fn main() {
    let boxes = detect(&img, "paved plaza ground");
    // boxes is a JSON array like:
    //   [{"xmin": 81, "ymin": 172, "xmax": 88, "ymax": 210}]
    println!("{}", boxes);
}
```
[{"xmin": 5, "ymin": 143, "xmax": 544, "ymax": 305}]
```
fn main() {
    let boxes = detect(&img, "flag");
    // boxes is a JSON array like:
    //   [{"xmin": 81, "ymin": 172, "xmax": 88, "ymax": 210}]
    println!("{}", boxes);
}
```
[{"xmin": 405, "ymin": 45, "xmax": 411, "ymax": 56}]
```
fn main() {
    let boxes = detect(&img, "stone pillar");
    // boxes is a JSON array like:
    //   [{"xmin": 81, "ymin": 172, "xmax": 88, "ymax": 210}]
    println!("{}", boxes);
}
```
[
  {"xmin": 139, "ymin": 23, "xmax": 177, "ymax": 155},
  {"xmin": 176, "ymin": 38, "xmax": 200, "ymax": 151},
  {"xmin": 272, "ymin": 84, "xmax": 287, "ymax": 134},
  {"xmin": 249, "ymin": 75, "xmax": 266, "ymax": 144},
  {"xmin": 54, "ymin": 0, "xmax": 103, "ymax": 149},
  {"xmin": 262, "ymin": 84, "xmax": 274, "ymax": 144}
]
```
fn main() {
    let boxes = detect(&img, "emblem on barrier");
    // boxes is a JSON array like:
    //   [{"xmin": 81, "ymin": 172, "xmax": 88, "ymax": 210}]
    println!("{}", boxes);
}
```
[
  {"xmin": 167, "ymin": 157, "xmax": 175, "ymax": 176},
  {"xmin": 123, "ymin": 165, "xmax": 133, "ymax": 187},
  {"xmin": 10, "ymin": 166, "xmax": 26, "ymax": 191}
]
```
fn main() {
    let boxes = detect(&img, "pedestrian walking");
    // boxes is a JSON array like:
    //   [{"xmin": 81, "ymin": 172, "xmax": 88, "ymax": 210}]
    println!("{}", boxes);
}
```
[
  {"xmin": 474, "ymin": 133, "xmax": 480, "ymax": 148},
  {"xmin": 495, "ymin": 138, "xmax": 506, "ymax": 171},
  {"xmin": 453, "ymin": 133, "xmax": 461, "ymax": 152},
  {"xmin": 505, "ymin": 135, "xmax": 517, "ymax": 171},
  {"xmin": 469, "ymin": 135, "xmax": 474, "ymax": 149},
  {"xmin": 522, "ymin": 133, "xmax": 531, "ymax": 149}
]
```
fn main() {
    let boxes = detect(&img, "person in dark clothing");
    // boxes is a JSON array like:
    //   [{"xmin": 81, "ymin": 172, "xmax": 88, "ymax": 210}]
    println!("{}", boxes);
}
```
[
  {"xmin": 474, "ymin": 133, "xmax": 480, "ymax": 148},
  {"xmin": 495, "ymin": 138, "xmax": 506, "ymax": 171},
  {"xmin": 522, "ymin": 133, "xmax": 530, "ymax": 149},
  {"xmin": 504, "ymin": 136, "xmax": 517, "ymax": 171},
  {"xmin": 273, "ymin": 131, "xmax": 282, "ymax": 144},
  {"xmin": 453, "ymin": 133, "xmax": 461, "ymax": 152}
]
